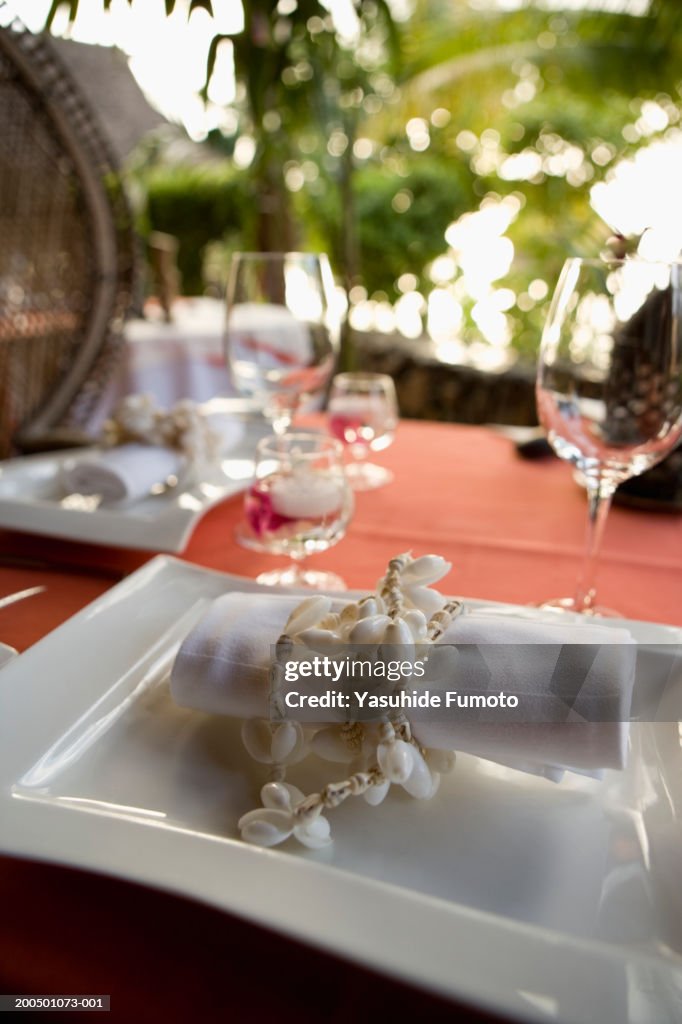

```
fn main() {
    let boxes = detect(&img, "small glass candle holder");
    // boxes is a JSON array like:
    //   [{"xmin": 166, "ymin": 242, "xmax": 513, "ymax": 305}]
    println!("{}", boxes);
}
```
[
  {"xmin": 236, "ymin": 432, "xmax": 353, "ymax": 590},
  {"xmin": 327, "ymin": 372, "xmax": 398, "ymax": 490}
]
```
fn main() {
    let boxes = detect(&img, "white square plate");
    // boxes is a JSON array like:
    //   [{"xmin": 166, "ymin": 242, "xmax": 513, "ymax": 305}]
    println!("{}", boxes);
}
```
[
  {"xmin": 0, "ymin": 411, "xmax": 267, "ymax": 552},
  {"xmin": 0, "ymin": 557, "xmax": 681, "ymax": 1023}
]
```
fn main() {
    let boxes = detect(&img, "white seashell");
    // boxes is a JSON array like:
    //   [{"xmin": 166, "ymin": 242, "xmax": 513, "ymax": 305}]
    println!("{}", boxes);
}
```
[
  {"xmin": 428, "ymin": 772, "xmax": 441, "ymax": 799},
  {"xmin": 337, "ymin": 623, "xmax": 352, "ymax": 643},
  {"xmin": 380, "ymin": 620, "xmax": 414, "ymax": 666},
  {"xmin": 381, "ymin": 620, "xmax": 413, "ymax": 646},
  {"xmin": 349, "ymin": 615, "xmax": 391, "ymax": 644},
  {"xmin": 339, "ymin": 602, "xmax": 359, "ymax": 625},
  {"xmin": 271, "ymin": 721, "xmax": 302, "ymax": 763},
  {"xmin": 297, "ymin": 627, "xmax": 340, "ymax": 652},
  {"xmin": 317, "ymin": 613, "xmax": 341, "ymax": 632},
  {"xmin": 401, "ymin": 555, "xmax": 451, "ymax": 586},
  {"xmin": 261, "ymin": 782, "xmax": 291, "ymax": 810},
  {"xmin": 356, "ymin": 598, "xmax": 378, "ymax": 619},
  {"xmin": 404, "ymin": 585, "xmax": 446, "ymax": 617},
  {"xmin": 402, "ymin": 608, "xmax": 428, "ymax": 641},
  {"xmin": 421, "ymin": 645, "xmax": 458, "ymax": 684},
  {"xmin": 363, "ymin": 779, "xmax": 390, "ymax": 806},
  {"xmin": 401, "ymin": 746, "xmax": 434, "ymax": 799},
  {"xmin": 285, "ymin": 596, "xmax": 332, "ymax": 636},
  {"xmin": 294, "ymin": 815, "xmax": 332, "ymax": 849},
  {"xmin": 425, "ymin": 748, "xmax": 456, "ymax": 774},
  {"xmin": 241, "ymin": 718, "xmax": 274, "ymax": 763},
  {"xmin": 284, "ymin": 782, "xmax": 305, "ymax": 804},
  {"xmin": 239, "ymin": 808, "xmax": 293, "ymax": 847},
  {"xmin": 377, "ymin": 739, "xmax": 414, "ymax": 783},
  {"xmin": 311, "ymin": 727, "xmax": 356, "ymax": 763}
]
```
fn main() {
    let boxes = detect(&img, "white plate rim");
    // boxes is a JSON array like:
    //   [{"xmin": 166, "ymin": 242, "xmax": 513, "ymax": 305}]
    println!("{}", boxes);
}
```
[{"xmin": 0, "ymin": 444, "xmax": 256, "ymax": 552}]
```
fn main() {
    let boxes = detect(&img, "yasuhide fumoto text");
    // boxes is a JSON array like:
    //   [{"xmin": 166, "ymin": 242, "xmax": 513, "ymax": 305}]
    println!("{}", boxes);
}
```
[{"xmin": 283, "ymin": 687, "xmax": 520, "ymax": 710}]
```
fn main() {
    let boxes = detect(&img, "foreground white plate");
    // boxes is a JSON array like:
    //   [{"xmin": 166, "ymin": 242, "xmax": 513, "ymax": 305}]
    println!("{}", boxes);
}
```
[
  {"xmin": 0, "ymin": 641, "xmax": 17, "ymax": 669},
  {"xmin": 0, "ymin": 419, "xmax": 266, "ymax": 552},
  {"xmin": 0, "ymin": 558, "xmax": 681, "ymax": 1023}
]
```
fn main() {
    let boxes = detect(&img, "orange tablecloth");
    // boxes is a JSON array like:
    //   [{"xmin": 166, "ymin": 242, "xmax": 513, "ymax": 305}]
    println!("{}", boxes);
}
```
[
  {"xmin": 0, "ymin": 420, "xmax": 680, "ymax": 1022},
  {"xmin": 1, "ymin": 421, "xmax": 680, "ymax": 653}
]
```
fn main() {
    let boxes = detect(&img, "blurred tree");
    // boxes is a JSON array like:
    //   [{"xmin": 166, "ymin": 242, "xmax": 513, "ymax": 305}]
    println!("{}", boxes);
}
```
[
  {"xmin": 46, "ymin": 0, "xmax": 397, "ymax": 257},
  {"xmin": 45, "ymin": 0, "xmax": 682, "ymax": 361},
  {"xmin": 371, "ymin": 0, "xmax": 682, "ymax": 355},
  {"xmin": 45, "ymin": 0, "xmax": 399, "ymax": 362}
]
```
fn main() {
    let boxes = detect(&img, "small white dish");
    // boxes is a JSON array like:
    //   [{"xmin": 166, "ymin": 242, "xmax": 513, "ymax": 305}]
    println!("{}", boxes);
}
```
[
  {"xmin": 0, "ymin": 558, "xmax": 680, "ymax": 1023},
  {"xmin": 0, "ymin": 421, "xmax": 266, "ymax": 552}
]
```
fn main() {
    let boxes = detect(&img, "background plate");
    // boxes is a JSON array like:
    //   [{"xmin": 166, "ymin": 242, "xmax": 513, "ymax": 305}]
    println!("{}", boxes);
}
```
[{"xmin": 0, "ymin": 419, "xmax": 265, "ymax": 552}]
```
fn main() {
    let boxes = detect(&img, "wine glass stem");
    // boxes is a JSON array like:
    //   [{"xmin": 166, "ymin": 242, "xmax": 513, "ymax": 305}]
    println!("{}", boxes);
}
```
[
  {"xmin": 269, "ymin": 396, "xmax": 299, "ymax": 435},
  {"xmin": 574, "ymin": 480, "xmax": 615, "ymax": 612},
  {"xmin": 272, "ymin": 412, "xmax": 292, "ymax": 435},
  {"xmin": 286, "ymin": 549, "xmax": 308, "ymax": 585}
]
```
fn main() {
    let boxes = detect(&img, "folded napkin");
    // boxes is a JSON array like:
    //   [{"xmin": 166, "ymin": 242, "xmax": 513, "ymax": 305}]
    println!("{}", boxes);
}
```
[
  {"xmin": 170, "ymin": 593, "xmax": 636, "ymax": 776},
  {"xmin": 61, "ymin": 415, "xmax": 245, "ymax": 506},
  {"xmin": 61, "ymin": 443, "xmax": 184, "ymax": 505}
]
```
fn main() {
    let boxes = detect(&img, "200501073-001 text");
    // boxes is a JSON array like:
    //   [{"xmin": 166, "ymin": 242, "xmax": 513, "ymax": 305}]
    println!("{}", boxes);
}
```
[{"xmin": 0, "ymin": 996, "xmax": 110, "ymax": 1012}]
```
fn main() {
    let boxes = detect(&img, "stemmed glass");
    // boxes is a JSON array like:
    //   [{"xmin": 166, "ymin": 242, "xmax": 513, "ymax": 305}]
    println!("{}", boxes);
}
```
[
  {"xmin": 536, "ymin": 257, "xmax": 682, "ymax": 613},
  {"xmin": 224, "ymin": 252, "xmax": 339, "ymax": 434},
  {"xmin": 327, "ymin": 372, "xmax": 398, "ymax": 490},
  {"xmin": 237, "ymin": 432, "xmax": 353, "ymax": 590}
]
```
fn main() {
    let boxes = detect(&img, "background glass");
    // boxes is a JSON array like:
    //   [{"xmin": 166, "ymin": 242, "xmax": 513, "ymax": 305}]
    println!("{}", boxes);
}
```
[
  {"xmin": 536, "ymin": 257, "xmax": 682, "ymax": 613},
  {"xmin": 328, "ymin": 372, "xmax": 398, "ymax": 490},
  {"xmin": 237, "ymin": 432, "xmax": 353, "ymax": 590},
  {"xmin": 225, "ymin": 252, "xmax": 339, "ymax": 434}
]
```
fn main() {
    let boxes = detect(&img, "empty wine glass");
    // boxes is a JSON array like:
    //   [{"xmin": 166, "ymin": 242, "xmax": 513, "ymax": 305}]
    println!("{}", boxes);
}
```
[
  {"xmin": 328, "ymin": 372, "xmax": 398, "ymax": 490},
  {"xmin": 236, "ymin": 432, "xmax": 353, "ymax": 590},
  {"xmin": 224, "ymin": 252, "xmax": 339, "ymax": 434},
  {"xmin": 536, "ymin": 257, "xmax": 682, "ymax": 613}
]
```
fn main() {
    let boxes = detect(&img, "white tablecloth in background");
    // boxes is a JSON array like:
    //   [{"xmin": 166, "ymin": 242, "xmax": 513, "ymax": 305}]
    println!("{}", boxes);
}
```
[
  {"xmin": 91, "ymin": 298, "xmax": 234, "ymax": 431},
  {"xmin": 121, "ymin": 298, "xmax": 232, "ymax": 404}
]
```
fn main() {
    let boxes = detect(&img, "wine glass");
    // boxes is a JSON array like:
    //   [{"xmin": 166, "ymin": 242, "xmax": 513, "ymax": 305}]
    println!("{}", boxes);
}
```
[
  {"xmin": 237, "ymin": 432, "xmax": 353, "ymax": 590},
  {"xmin": 536, "ymin": 257, "xmax": 682, "ymax": 613},
  {"xmin": 327, "ymin": 372, "xmax": 398, "ymax": 490},
  {"xmin": 224, "ymin": 252, "xmax": 339, "ymax": 433}
]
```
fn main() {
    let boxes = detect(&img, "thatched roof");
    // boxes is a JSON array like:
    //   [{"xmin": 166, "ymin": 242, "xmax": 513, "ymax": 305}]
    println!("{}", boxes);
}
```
[{"xmin": 49, "ymin": 37, "xmax": 168, "ymax": 162}]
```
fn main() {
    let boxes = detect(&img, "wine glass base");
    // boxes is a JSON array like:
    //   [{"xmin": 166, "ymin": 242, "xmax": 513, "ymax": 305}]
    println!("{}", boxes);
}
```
[
  {"xmin": 255, "ymin": 567, "xmax": 347, "ymax": 590},
  {"xmin": 537, "ymin": 597, "xmax": 621, "ymax": 617},
  {"xmin": 234, "ymin": 520, "xmax": 269, "ymax": 553},
  {"xmin": 234, "ymin": 524, "xmax": 347, "ymax": 590},
  {"xmin": 345, "ymin": 462, "xmax": 393, "ymax": 491}
]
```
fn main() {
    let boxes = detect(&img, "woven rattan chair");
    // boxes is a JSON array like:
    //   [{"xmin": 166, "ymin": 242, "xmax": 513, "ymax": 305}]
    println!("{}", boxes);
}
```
[{"xmin": 0, "ymin": 4, "xmax": 135, "ymax": 457}]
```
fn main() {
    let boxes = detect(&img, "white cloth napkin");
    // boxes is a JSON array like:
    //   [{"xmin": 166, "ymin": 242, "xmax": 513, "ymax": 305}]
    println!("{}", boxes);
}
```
[
  {"xmin": 170, "ymin": 593, "xmax": 636, "ymax": 776},
  {"xmin": 60, "ymin": 415, "xmax": 245, "ymax": 506},
  {"xmin": 61, "ymin": 443, "xmax": 184, "ymax": 505}
]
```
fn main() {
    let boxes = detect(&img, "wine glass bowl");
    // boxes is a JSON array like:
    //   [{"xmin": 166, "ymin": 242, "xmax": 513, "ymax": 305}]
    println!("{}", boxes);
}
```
[
  {"xmin": 328, "ymin": 372, "xmax": 399, "ymax": 490},
  {"xmin": 225, "ymin": 252, "xmax": 339, "ymax": 434},
  {"xmin": 537, "ymin": 257, "xmax": 682, "ymax": 613},
  {"xmin": 237, "ymin": 432, "xmax": 353, "ymax": 590}
]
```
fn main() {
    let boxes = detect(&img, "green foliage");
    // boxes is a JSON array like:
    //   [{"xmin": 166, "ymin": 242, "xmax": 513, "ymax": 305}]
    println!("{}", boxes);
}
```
[
  {"xmin": 43, "ymin": 0, "xmax": 682, "ymax": 362},
  {"xmin": 143, "ymin": 165, "xmax": 250, "ymax": 295},
  {"xmin": 353, "ymin": 160, "xmax": 475, "ymax": 300}
]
